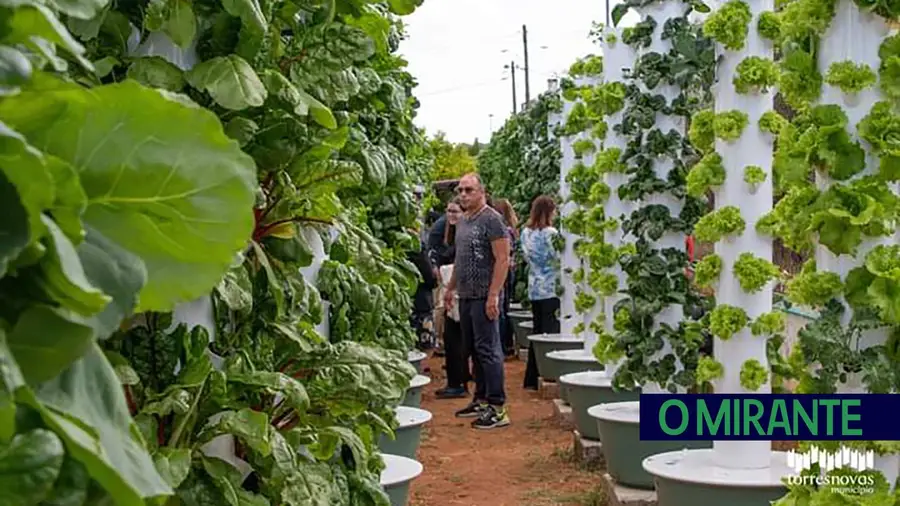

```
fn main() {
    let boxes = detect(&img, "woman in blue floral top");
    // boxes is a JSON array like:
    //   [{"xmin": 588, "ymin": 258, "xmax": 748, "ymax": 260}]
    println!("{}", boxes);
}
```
[{"xmin": 520, "ymin": 195, "xmax": 561, "ymax": 390}]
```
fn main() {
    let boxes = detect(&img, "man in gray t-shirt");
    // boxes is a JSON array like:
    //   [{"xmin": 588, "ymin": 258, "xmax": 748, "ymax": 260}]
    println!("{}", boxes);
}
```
[{"xmin": 444, "ymin": 173, "xmax": 511, "ymax": 429}]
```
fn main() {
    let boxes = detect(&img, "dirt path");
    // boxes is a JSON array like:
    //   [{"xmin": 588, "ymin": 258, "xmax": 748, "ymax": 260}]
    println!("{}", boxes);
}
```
[{"xmin": 409, "ymin": 355, "xmax": 605, "ymax": 506}]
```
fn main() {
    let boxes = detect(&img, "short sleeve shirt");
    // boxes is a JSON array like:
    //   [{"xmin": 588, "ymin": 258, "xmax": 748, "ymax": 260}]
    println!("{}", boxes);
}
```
[{"xmin": 454, "ymin": 206, "xmax": 507, "ymax": 299}]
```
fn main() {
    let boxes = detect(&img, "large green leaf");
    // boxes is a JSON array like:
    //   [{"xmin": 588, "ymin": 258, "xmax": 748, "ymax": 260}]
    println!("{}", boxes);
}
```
[
  {"xmin": 39, "ymin": 456, "xmax": 91, "ymax": 506},
  {"xmin": 126, "ymin": 57, "xmax": 185, "ymax": 91},
  {"xmin": 0, "ymin": 121, "xmax": 54, "ymax": 249},
  {"xmin": 7, "ymin": 305, "xmax": 94, "ymax": 385},
  {"xmin": 0, "ymin": 81, "xmax": 257, "ymax": 311},
  {"xmin": 37, "ymin": 216, "xmax": 111, "ymax": 316},
  {"xmin": 227, "ymin": 371, "xmax": 309, "ymax": 411},
  {"xmin": 0, "ymin": 165, "xmax": 28, "ymax": 278},
  {"xmin": 33, "ymin": 345, "xmax": 172, "ymax": 505},
  {"xmin": 77, "ymin": 225, "xmax": 147, "ymax": 339},
  {"xmin": 1, "ymin": 3, "xmax": 92, "ymax": 69},
  {"xmin": 187, "ymin": 55, "xmax": 267, "ymax": 111},
  {"xmin": 0, "ymin": 429, "xmax": 65, "ymax": 506},
  {"xmin": 152, "ymin": 448, "xmax": 191, "ymax": 489},
  {"xmin": 201, "ymin": 456, "xmax": 269, "ymax": 506},
  {"xmin": 261, "ymin": 70, "xmax": 335, "ymax": 128}
]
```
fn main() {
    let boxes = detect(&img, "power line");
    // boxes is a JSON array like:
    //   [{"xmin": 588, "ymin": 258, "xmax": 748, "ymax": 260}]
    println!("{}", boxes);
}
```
[{"xmin": 416, "ymin": 78, "xmax": 508, "ymax": 97}]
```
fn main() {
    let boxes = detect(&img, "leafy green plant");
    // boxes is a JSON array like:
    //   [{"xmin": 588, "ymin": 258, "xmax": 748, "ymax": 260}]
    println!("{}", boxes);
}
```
[
  {"xmin": 696, "ymin": 356, "xmax": 725, "ymax": 385},
  {"xmin": 733, "ymin": 252, "xmax": 780, "ymax": 293},
  {"xmin": 858, "ymin": 101, "xmax": 900, "ymax": 180},
  {"xmin": 751, "ymin": 312, "xmax": 786, "ymax": 336},
  {"xmin": 825, "ymin": 61, "xmax": 876, "ymax": 94},
  {"xmin": 709, "ymin": 304, "xmax": 749, "ymax": 340},
  {"xmin": 703, "ymin": 0, "xmax": 753, "ymax": 51},
  {"xmin": 622, "ymin": 16, "xmax": 658, "ymax": 48},
  {"xmin": 689, "ymin": 109, "xmax": 716, "ymax": 153},
  {"xmin": 575, "ymin": 291, "xmax": 598, "ymax": 314},
  {"xmin": 570, "ymin": 55, "xmax": 605, "ymax": 77},
  {"xmin": 694, "ymin": 206, "xmax": 746, "ymax": 242},
  {"xmin": 759, "ymin": 111, "xmax": 788, "ymax": 137},
  {"xmin": 743, "ymin": 165, "xmax": 767, "ymax": 186},
  {"xmin": 694, "ymin": 254, "xmax": 723, "ymax": 288},
  {"xmin": 0, "ymin": 57, "xmax": 258, "ymax": 504},
  {"xmin": 845, "ymin": 245, "xmax": 900, "ymax": 324},
  {"xmin": 713, "ymin": 111, "xmax": 750, "ymax": 141},
  {"xmin": 573, "ymin": 139, "xmax": 597, "ymax": 159},
  {"xmin": 757, "ymin": 11, "xmax": 782, "ymax": 41},
  {"xmin": 878, "ymin": 33, "xmax": 900, "ymax": 101},
  {"xmin": 786, "ymin": 260, "xmax": 844, "ymax": 307},
  {"xmin": 774, "ymin": 104, "xmax": 865, "ymax": 186},
  {"xmin": 779, "ymin": 50, "xmax": 823, "ymax": 110},
  {"xmin": 734, "ymin": 57, "xmax": 779, "ymax": 94},
  {"xmin": 593, "ymin": 148, "xmax": 627, "ymax": 174},
  {"xmin": 607, "ymin": 33, "xmax": 619, "ymax": 45},
  {"xmin": 740, "ymin": 359, "xmax": 768, "ymax": 391},
  {"xmin": 588, "ymin": 82, "xmax": 628, "ymax": 117},
  {"xmin": 687, "ymin": 152, "xmax": 726, "ymax": 197}
]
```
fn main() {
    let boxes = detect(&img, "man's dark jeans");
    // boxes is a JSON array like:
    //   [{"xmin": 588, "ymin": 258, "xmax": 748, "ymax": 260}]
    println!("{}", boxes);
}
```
[{"xmin": 459, "ymin": 298, "xmax": 506, "ymax": 406}]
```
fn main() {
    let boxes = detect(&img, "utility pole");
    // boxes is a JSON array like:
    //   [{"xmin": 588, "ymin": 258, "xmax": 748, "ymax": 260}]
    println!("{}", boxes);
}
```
[
  {"xmin": 522, "ymin": 24, "xmax": 531, "ymax": 104},
  {"xmin": 510, "ymin": 60, "xmax": 518, "ymax": 114}
]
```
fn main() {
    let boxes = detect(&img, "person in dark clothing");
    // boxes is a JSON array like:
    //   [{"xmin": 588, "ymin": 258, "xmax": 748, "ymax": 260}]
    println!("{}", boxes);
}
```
[
  {"xmin": 429, "ymin": 199, "xmax": 473, "ymax": 398},
  {"xmin": 409, "ymin": 237, "xmax": 438, "ymax": 351},
  {"xmin": 444, "ymin": 173, "xmax": 511, "ymax": 429},
  {"xmin": 520, "ymin": 196, "xmax": 561, "ymax": 390}
]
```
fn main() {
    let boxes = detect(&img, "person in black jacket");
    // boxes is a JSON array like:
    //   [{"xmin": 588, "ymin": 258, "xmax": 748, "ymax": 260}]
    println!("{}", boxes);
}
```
[
  {"xmin": 426, "ymin": 197, "xmax": 462, "ymax": 270},
  {"xmin": 409, "ymin": 236, "xmax": 438, "ymax": 351}
]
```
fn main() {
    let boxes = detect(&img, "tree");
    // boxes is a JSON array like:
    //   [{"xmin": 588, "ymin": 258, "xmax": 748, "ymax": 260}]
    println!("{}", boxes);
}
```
[{"xmin": 429, "ymin": 132, "xmax": 477, "ymax": 181}]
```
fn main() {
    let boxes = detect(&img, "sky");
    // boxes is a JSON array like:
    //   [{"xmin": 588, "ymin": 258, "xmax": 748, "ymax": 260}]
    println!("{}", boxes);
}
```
[{"xmin": 399, "ymin": 0, "xmax": 630, "ymax": 145}]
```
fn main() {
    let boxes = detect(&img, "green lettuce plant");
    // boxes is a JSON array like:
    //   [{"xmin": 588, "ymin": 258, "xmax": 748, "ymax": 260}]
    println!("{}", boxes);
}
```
[
  {"xmin": 733, "ymin": 252, "xmax": 780, "ymax": 293},
  {"xmin": 714, "ymin": 110, "xmax": 750, "ymax": 141},
  {"xmin": 734, "ymin": 57, "xmax": 779, "ymax": 94},
  {"xmin": 696, "ymin": 356, "xmax": 725, "ymax": 385},
  {"xmin": 689, "ymin": 109, "xmax": 716, "ymax": 153},
  {"xmin": 694, "ymin": 254, "xmax": 722, "ymax": 288},
  {"xmin": 759, "ymin": 110, "xmax": 788, "ymax": 137},
  {"xmin": 740, "ymin": 359, "xmax": 768, "ymax": 391},
  {"xmin": 786, "ymin": 260, "xmax": 844, "ymax": 307},
  {"xmin": 703, "ymin": 0, "xmax": 752, "ymax": 50},
  {"xmin": 825, "ymin": 61, "xmax": 876, "ymax": 94},
  {"xmin": 779, "ymin": 50, "xmax": 823, "ymax": 110},
  {"xmin": 757, "ymin": 11, "xmax": 782, "ymax": 41},
  {"xmin": 686, "ymin": 152, "xmax": 726, "ymax": 197},
  {"xmin": 858, "ymin": 101, "xmax": 900, "ymax": 180},
  {"xmin": 878, "ymin": 33, "xmax": 900, "ymax": 101},
  {"xmin": 709, "ymin": 304, "xmax": 749, "ymax": 340},
  {"xmin": 751, "ymin": 311, "xmax": 786, "ymax": 336},
  {"xmin": 743, "ymin": 165, "xmax": 766, "ymax": 186},
  {"xmin": 845, "ymin": 245, "xmax": 900, "ymax": 324},
  {"xmin": 570, "ymin": 55, "xmax": 605, "ymax": 77},
  {"xmin": 694, "ymin": 206, "xmax": 746, "ymax": 242}
]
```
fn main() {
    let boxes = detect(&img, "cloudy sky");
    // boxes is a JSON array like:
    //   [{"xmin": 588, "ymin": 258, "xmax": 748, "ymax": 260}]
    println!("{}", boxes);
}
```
[{"xmin": 400, "ymin": 0, "xmax": 631, "ymax": 144}]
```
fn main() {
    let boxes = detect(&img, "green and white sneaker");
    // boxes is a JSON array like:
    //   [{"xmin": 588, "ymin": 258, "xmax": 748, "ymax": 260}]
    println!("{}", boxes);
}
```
[
  {"xmin": 455, "ymin": 401, "xmax": 487, "ymax": 418},
  {"xmin": 472, "ymin": 405, "xmax": 510, "ymax": 429}
]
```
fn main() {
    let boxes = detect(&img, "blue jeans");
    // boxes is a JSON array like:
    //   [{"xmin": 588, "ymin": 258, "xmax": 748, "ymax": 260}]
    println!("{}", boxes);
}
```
[{"xmin": 459, "ymin": 298, "xmax": 506, "ymax": 406}]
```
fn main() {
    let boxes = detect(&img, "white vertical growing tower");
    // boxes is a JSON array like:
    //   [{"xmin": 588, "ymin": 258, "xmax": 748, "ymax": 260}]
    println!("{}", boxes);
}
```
[
  {"xmin": 558, "ymin": 85, "xmax": 588, "ymax": 336},
  {"xmin": 768, "ymin": 0, "xmax": 900, "ymax": 496},
  {"xmin": 596, "ymin": 30, "xmax": 636, "ymax": 377},
  {"xmin": 815, "ymin": 0, "xmax": 900, "ymax": 485},
  {"xmin": 641, "ymin": 0, "xmax": 795, "ymax": 501}
]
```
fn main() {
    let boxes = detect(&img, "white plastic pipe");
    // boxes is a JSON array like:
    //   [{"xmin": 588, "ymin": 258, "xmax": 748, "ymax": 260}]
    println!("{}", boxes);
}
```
[{"xmin": 710, "ymin": 0, "xmax": 775, "ymax": 469}]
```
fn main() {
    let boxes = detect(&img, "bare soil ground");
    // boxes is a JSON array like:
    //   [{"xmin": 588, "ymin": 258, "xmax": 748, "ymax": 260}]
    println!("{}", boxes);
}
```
[{"xmin": 408, "ymin": 355, "xmax": 606, "ymax": 506}]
